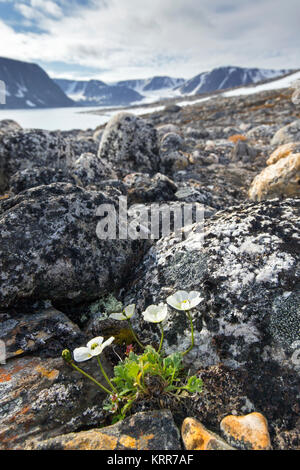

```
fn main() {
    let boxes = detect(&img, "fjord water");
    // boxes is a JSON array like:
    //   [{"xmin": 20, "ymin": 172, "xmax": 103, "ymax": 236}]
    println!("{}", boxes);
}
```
[{"xmin": 0, "ymin": 106, "xmax": 109, "ymax": 131}]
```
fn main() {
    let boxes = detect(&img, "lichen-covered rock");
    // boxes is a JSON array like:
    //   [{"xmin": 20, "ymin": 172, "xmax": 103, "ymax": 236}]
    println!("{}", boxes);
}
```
[
  {"xmin": 271, "ymin": 120, "xmax": 300, "ymax": 146},
  {"xmin": 0, "ymin": 306, "xmax": 114, "ymax": 449},
  {"xmin": 267, "ymin": 142, "xmax": 300, "ymax": 165},
  {"xmin": 9, "ymin": 166, "xmax": 75, "ymax": 195},
  {"xmin": 160, "ymin": 132, "xmax": 184, "ymax": 153},
  {"xmin": 248, "ymin": 153, "xmax": 300, "ymax": 201},
  {"xmin": 123, "ymin": 199, "xmax": 300, "ymax": 444},
  {"xmin": 0, "ymin": 308, "xmax": 85, "ymax": 360},
  {"xmin": 156, "ymin": 124, "xmax": 180, "ymax": 141},
  {"xmin": 25, "ymin": 410, "xmax": 181, "ymax": 450},
  {"xmin": 92, "ymin": 129, "xmax": 103, "ymax": 143},
  {"xmin": 182, "ymin": 418, "xmax": 234, "ymax": 450},
  {"xmin": 0, "ymin": 129, "xmax": 75, "ymax": 193},
  {"xmin": 98, "ymin": 112, "xmax": 159, "ymax": 175},
  {"xmin": 220, "ymin": 412, "xmax": 272, "ymax": 450},
  {"xmin": 0, "ymin": 183, "xmax": 146, "ymax": 309},
  {"xmin": 246, "ymin": 124, "xmax": 279, "ymax": 144},
  {"xmin": 159, "ymin": 132, "xmax": 190, "ymax": 174},
  {"xmin": 230, "ymin": 140, "xmax": 257, "ymax": 163},
  {"xmin": 72, "ymin": 152, "xmax": 117, "ymax": 188},
  {"xmin": 0, "ymin": 119, "xmax": 22, "ymax": 134},
  {"xmin": 124, "ymin": 172, "xmax": 177, "ymax": 204}
]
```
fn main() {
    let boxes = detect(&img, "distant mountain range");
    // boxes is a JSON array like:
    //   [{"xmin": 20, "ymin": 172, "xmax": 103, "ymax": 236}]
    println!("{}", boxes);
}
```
[
  {"xmin": 0, "ymin": 57, "xmax": 73, "ymax": 109},
  {"xmin": 0, "ymin": 56, "xmax": 293, "ymax": 109},
  {"xmin": 54, "ymin": 79, "xmax": 144, "ymax": 106},
  {"xmin": 115, "ymin": 76, "xmax": 185, "ymax": 93},
  {"xmin": 178, "ymin": 66, "xmax": 291, "ymax": 95}
]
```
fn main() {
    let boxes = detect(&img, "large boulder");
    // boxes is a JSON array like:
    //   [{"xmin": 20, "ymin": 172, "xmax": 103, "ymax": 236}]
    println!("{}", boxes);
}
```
[
  {"xmin": 248, "ymin": 153, "xmax": 300, "ymax": 201},
  {"xmin": 271, "ymin": 120, "xmax": 300, "ymax": 146},
  {"xmin": 98, "ymin": 113, "xmax": 160, "ymax": 176},
  {"xmin": 0, "ymin": 129, "xmax": 75, "ymax": 193},
  {"xmin": 0, "ymin": 183, "xmax": 146, "ymax": 309},
  {"xmin": 123, "ymin": 199, "xmax": 300, "ymax": 443},
  {"xmin": 72, "ymin": 152, "xmax": 117, "ymax": 189}
]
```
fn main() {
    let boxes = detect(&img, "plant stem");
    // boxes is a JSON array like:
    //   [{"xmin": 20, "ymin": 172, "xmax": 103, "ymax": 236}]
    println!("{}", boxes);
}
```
[
  {"xmin": 158, "ymin": 323, "xmax": 164, "ymax": 354},
  {"xmin": 182, "ymin": 310, "xmax": 194, "ymax": 357},
  {"xmin": 97, "ymin": 356, "xmax": 117, "ymax": 393},
  {"xmin": 69, "ymin": 362, "xmax": 111, "ymax": 395},
  {"xmin": 128, "ymin": 319, "xmax": 145, "ymax": 350}
]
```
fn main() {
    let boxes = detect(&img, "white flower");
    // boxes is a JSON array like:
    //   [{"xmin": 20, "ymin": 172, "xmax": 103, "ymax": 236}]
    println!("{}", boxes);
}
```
[
  {"xmin": 110, "ymin": 304, "xmax": 135, "ymax": 321},
  {"xmin": 73, "ymin": 336, "xmax": 115, "ymax": 362},
  {"xmin": 166, "ymin": 290, "xmax": 203, "ymax": 311},
  {"xmin": 142, "ymin": 304, "xmax": 168, "ymax": 323}
]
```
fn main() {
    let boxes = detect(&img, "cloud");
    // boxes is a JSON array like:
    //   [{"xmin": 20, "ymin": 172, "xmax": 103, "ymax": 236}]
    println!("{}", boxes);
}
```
[{"xmin": 0, "ymin": 0, "xmax": 299, "ymax": 80}]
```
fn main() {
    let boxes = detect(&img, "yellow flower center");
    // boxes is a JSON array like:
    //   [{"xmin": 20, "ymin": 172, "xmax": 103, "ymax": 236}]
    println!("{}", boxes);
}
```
[{"xmin": 91, "ymin": 343, "xmax": 98, "ymax": 350}]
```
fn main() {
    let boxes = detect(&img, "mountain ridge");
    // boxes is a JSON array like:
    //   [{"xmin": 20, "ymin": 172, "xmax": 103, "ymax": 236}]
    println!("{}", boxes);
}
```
[{"xmin": 0, "ymin": 56, "xmax": 74, "ymax": 109}]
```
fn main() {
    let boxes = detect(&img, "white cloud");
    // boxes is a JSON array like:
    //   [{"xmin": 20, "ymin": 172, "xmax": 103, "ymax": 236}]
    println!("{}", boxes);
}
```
[{"xmin": 0, "ymin": 0, "xmax": 299, "ymax": 81}]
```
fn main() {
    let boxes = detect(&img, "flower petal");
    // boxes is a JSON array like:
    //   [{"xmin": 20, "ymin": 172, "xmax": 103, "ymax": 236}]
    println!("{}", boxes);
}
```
[
  {"xmin": 73, "ymin": 347, "xmax": 92, "ymax": 362},
  {"xmin": 87, "ymin": 336, "xmax": 104, "ymax": 350},
  {"xmin": 110, "ymin": 312, "xmax": 126, "ymax": 321},
  {"xmin": 143, "ymin": 304, "xmax": 168, "ymax": 323},
  {"xmin": 124, "ymin": 304, "xmax": 135, "ymax": 319},
  {"xmin": 100, "ymin": 336, "xmax": 115, "ymax": 352}
]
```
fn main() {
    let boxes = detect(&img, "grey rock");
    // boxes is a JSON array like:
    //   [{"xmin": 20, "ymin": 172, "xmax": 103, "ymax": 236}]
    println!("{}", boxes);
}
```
[
  {"xmin": 0, "ymin": 183, "xmax": 146, "ymax": 309},
  {"xmin": 123, "ymin": 198, "xmax": 300, "ymax": 436},
  {"xmin": 98, "ymin": 112, "xmax": 160, "ymax": 175},
  {"xmin": 124, "ymin": 172, "xmax": 177, "ymax": 204},
  {"xmin": 72, "ymin": 152, "xmax": 117, "ymax": 188},
  {"xmin": 0, "ymin": 119, "xmax": 22, "ymax": 134},
  {"xmin": 26, "ymin": 410, "xmax": 181, "ymax": 450},
  {"xmin": 0, "ymin": 308, "xmax": 85, "ymax": 360},
  {"xmin": 164, "ymin": 104, "xmax": 181, "ymax": 113},
  {"xmin": 9, "ymin": 166, "xmax": 75, "ymax": 195},
  {"xmin": 160, "ymin": 132, "xmax": 184, "ymax": 153},
  {"xmin": 230, "ymin": 140, "xmax": 258, "ymax": 163},
  {"xmin": 156, "ymin": 124, "xmax": 180, "ymax": 141},
  {"xmin": 0, "ymin": 352, "xmax": 111, "ymax": 449},
  {"xmin": 271, "ymin": 119, "xmax": 300, "ymax": 146},
  {"xmin": 0, "ymin": 129, "xmax": 75, "ymax": 193}
]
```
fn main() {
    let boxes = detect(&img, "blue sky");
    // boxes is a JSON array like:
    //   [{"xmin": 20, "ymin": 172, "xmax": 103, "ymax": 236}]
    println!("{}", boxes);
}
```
[{"xmin": 0, "ymin": 0, "xmax": 299, "ymax": 82}]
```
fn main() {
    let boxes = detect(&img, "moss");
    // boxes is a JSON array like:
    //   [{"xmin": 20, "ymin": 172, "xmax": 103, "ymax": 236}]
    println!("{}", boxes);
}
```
[{"xmin": 105, "ymin": 328, "xmax": 135, "ymax": 346}]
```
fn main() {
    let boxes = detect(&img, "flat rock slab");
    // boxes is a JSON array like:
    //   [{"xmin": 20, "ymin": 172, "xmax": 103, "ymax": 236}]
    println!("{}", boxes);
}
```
[{"xmin": 26, "ymin": 410, "xmax": 181, "ymax": 450}]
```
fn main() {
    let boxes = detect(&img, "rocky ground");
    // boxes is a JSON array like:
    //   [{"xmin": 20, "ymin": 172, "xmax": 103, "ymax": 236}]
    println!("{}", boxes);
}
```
[{"xmin": 0, "ymin": 85, "xmax": 299, "ymax": 450}]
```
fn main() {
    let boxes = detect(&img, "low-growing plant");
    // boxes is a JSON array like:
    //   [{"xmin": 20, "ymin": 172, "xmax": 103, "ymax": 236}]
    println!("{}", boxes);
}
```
[{"xmin": 62, "ymin": 290, "xmax": 204, "ymax": 423}]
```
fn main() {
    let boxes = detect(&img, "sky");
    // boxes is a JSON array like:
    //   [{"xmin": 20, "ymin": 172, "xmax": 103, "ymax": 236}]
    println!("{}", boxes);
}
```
[{"xmin": 0, "ymin": 0, "xmax": 299, "ymax": 82}]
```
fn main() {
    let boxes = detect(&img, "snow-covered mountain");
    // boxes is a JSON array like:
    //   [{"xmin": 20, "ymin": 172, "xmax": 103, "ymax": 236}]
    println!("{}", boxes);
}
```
[
  {"xmin": 54, "ymin": 79, "xmax": 144, "ymax": 106},
  {"xmin": 0, "ymin": 57, "xmax": 74, "ymax": 109},
  {"xmin": 116, "ymin": 76, "xmax": 185, "ymax": 93},
  {"xmin": 179, "ymin": 66, "xmax": 291, "ymax": 95}
]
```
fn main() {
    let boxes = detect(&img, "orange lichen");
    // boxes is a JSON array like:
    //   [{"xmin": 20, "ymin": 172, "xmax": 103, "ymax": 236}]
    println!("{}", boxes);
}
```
[
  {"xmin": 0, "ymin": 370, "xmax": 12, "ymax": 382},
  {"xmin": 64, "ymin": 432, "xmax": 118, "ymax": 450},
  {"xmin": 182, "ymin": 418, "xmax": 233, "ymax": 450},
  {"xmin": 267, "ymin": 143, "xmax": 298, "ymax": 165},
  {"xmin": 220, "ymin": 412, "xmax": 271, "ymax": 450},
  {"xmin": 35, "ymin": 365, "xmax": 59, "ymax": 381},
  {"xmin": 228, "ymin": 134, "xmax": 247, "ymax": 143}
]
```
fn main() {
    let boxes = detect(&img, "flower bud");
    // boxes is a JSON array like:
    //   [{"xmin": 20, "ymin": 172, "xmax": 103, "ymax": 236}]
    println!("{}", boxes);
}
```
[{"xmin": 62, "ymin": 349, "xmax": 72, "ymax": 363}]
